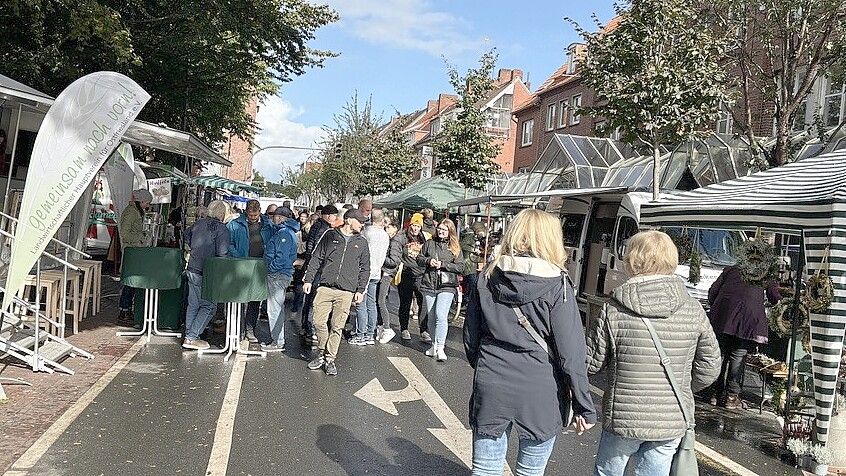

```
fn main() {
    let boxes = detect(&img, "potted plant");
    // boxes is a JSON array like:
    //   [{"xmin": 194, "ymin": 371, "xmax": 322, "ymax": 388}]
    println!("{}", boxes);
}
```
[
  {"xmin": 786, "ymin": 438, "xmax": 810, "ymax": 468},
  {"xmin": 809, "ymin": 444, "xmax": 832, "ymax": 475}
]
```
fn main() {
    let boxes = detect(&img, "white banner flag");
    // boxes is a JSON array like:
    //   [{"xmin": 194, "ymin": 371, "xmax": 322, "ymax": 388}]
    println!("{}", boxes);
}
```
[
  {"xmin": 102, "ymin": 142, "xmax": 145, "ymax": 226},
  {"xmin": 147, "ymin": 177, "xmax": 172, "ymax": 204},
  {"xmin": 2, "ymin": 72, "xmax": 150, "ymax": 312}
]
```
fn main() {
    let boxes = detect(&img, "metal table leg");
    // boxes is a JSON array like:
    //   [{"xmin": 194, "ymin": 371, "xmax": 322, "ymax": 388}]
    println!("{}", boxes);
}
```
[
  {"xmin": 199, "ymin": 302, "xmax": 265, "ymax": 361},
  {"xmin": 117, "ymin": 289, "xmax": 182, "ymax": 342}
]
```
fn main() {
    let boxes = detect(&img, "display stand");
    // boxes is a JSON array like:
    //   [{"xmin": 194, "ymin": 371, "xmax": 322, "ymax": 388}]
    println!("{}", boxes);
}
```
[
  {"xmin": 198, "ymin": 257, "xmax": 268, "ymax": 361},
  {"xmin": 116, "ymin": 247, "xmax": 184, "ymax": 343}
]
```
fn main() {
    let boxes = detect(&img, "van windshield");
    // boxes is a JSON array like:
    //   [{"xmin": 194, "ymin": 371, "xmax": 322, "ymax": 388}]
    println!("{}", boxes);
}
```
[{"xmin": 663, "ymin": 227, "xmax": 742, "ymax": 266}]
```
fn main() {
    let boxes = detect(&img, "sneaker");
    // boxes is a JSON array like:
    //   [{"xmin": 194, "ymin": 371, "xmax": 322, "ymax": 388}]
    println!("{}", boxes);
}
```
[
  {"xmin": 365, "ymin": 337, "xmax": 376, "ymax": 346},
  {"xmin": 245, "ymin": 328, "xmax": 258, "ymax": 343},
  {"xmin": 724, "ymin": 394, "xmax": 741, "ymax": 410},
  {"xmin": 307, "ymin": 355, "xmax": 325, "ymax": 370},
  {"xmin": 425, "ymin": 344, "xmax": 437, "ymax": 357},
  {"xmin": 379, "ymin": 328, "xmax": 396, "ymax": 344},
  {"xmin": 420, "ymin": 331, "xmax": 432, "ymax": 343},
  {"xmin": 436, "ymin": 346, "xmax": 447, "ymax": 362},
  {"xmin": 117, "ymin": 309, "xmax": 133, "ymax": 324},
  {"xmin": 401, "ymin": 330, "xmax": 411, "ymax": 341},
  {"xmin": 182, "ymin": 338, "xmax": 210, "ymax": 350},
  {"xmin": 324, "ymin": 360, "xmax": 338, "ymax": 376},
  {"xmin": 376, "ymin": 325, "xmax": 384, "ymax": 341},
  {"xmin": 349, "ymin": 335, "xmax": 368, "ymax": 346},
  {"xmin": 260, "ymin": 342, "xmax": 285, "ymax": 352}
]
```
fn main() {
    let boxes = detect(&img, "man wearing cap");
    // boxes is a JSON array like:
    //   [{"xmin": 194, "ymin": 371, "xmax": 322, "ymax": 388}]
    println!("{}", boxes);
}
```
[
  {"xmin": 227, "ymin": 199, "xmax": 275, "ymax": 342},
  {"xmin": 262, "ymin": 206, "xmax": 299, "ymax": 352},
  {"xmin": 117, "ymin": 189, "xmax": 153, "ymax": 324},
  {"xmin": 303, "ymin": 208, "xmax": 370, "ymax": 376},
  {"xmin": 182, "ymin": 200, "xmax": 230, "ymax": 350},
  {"xmin": 300, "ymin": 204, "xmax": 339, "ymax": 343}
]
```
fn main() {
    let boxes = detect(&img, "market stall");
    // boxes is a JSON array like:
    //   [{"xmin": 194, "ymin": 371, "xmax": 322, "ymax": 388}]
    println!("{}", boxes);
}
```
[
  {"xmin": 374, "ymin": 176, "xmax": 474, "ymax": 213},
  {"xmin": 640, "ymin": 150, "xmax": 846, "ymax": 448}
]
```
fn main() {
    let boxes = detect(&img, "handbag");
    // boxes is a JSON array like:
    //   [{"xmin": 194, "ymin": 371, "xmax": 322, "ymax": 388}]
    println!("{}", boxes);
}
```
[
  {"xmin": 392, "ymin": 262, "xmax": 404, "ymax": 286},
  {"xmin": 639, "ymin": 316, "xmax": 699, "ymax": 476},
  {"xmin": 437, "ymin": 269, "xmax": 458, "ymax": 288}
]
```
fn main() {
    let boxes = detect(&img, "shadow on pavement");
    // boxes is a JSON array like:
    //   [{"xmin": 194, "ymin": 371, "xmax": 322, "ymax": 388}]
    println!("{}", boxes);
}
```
[{"xmin": 317, "ymin": 424, "xmax": 470, "ymax": 476}]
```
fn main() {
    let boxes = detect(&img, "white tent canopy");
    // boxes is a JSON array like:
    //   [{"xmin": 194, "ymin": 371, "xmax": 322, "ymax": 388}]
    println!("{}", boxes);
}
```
[{"xmin": 642, "ymin": 150, "xmax": 846, "ymax": 445}]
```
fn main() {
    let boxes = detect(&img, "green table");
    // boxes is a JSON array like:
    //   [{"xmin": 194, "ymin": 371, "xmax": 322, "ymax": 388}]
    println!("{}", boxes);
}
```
[
  {"xmin": 117, "ymin": 247, "xmax": 184, "ymax": 342},
  {"xmin": 199, "ymin": 257, "xmax": 268, "ymax": 361}
]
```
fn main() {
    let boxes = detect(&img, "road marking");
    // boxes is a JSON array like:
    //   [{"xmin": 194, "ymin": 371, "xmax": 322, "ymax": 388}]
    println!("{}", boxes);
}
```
[
  {"xmin": 355, "ymin": 356, "xmax": 514, "ymax": 476},
  {"xmin": 587, "ymin": 386, "xmax": 760, "ymax": 476},
  {"xmin": 205, "ymin": 353, "xmax": 247, "ymax": 476},
  {"xmin": 4, "ymin": 337, "xmax": 145, "ymax": 476}
]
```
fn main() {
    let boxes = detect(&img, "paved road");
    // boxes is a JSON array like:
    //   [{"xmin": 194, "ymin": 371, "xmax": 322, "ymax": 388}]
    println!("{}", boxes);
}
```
[{"xmin": 10, "ymin": 302, "xmax": 797, "ymax": 476}]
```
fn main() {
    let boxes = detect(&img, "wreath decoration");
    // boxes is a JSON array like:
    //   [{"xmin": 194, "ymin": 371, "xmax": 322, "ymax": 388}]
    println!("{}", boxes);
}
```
[
  {"xmin": 802, "ymin": 272, "xmax": 834, "ymax": 313},
  {"xmin": 768, "ymin": 294, "xmax": 809, "ymax": 338},
  {"xmin": 735, "ymin": 239, "xmax": 779, "ymax": 287}
]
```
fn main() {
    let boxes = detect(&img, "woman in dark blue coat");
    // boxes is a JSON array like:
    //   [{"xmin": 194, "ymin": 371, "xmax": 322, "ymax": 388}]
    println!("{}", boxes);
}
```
[{"xmin": 464, "ymin": 209, "xmax": 596, "ymax": 475}]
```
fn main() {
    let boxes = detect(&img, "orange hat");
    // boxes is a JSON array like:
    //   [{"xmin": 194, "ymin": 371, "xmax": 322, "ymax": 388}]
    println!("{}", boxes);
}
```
[{"xmin": 410, "ymin": 213, "xmax": 424, "ymax": 226}]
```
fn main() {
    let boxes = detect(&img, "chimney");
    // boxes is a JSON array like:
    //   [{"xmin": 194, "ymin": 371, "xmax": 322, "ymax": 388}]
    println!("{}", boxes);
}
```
[
  {"xmin": 427, "ymin": 99, "xmax": 438, "ymax": 111},
  {"xmin": 438, "ymin": 93, "xmax": 455, "ymax": 111}
]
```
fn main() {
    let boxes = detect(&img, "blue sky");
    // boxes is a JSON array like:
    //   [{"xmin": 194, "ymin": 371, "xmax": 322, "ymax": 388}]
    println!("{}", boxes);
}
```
[{"xmin": 253, "ymin": 0, "xmax": 617, "ymax": 181}]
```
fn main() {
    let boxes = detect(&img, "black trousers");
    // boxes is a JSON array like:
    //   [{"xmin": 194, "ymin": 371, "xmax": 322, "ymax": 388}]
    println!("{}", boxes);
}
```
[
  {"xmin": 713, "ymin": 333, "xmax": 755, "ymax": 397},
  {"xmin": 377, "ymin": 274, "xmax": 393, "ymax": 328},
  {"xmin": 397, "ymin": 272, "xmax": 427, "ymax": 333}
]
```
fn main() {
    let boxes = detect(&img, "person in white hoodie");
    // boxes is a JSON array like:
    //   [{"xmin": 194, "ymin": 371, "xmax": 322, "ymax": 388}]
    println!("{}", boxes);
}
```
[{"xmin": 351, "ymin": 207, "xmax": 390, "ymax": 345}]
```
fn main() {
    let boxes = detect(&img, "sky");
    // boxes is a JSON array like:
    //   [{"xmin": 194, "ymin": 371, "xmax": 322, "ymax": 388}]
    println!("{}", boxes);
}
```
[{"xmin": 253, "ymin": 0, "xmax": 618, "ymax": 181}]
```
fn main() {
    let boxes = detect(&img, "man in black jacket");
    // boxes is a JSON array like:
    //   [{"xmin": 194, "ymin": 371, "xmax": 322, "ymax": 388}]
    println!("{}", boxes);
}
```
[
  {"xmin": 299, "ymin": 204, "xmax": 338, "ymax": 343},
  {"xmin": 303, "ymin": 208, "xmax": 370, "ymax": 376}
]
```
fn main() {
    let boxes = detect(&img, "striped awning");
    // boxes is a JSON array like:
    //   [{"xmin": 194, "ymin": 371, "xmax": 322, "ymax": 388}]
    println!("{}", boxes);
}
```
[
  {"xmin": 641, "ymin": 150, "xmax": 846, "ymax": 232},
  {"xmin": 193, "ymin": 175, "xmax": 261, "ymax": 193}
]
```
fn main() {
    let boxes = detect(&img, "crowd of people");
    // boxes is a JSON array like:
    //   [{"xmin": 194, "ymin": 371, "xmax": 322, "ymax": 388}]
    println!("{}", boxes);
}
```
[{"xmin": 116, "ymin": 190, "xmax": 764, "ymax": 476}]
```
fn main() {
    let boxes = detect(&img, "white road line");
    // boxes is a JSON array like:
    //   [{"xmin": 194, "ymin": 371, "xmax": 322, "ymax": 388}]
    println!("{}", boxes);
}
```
[
  {"xmin": 4, "ymin": 337, "xmax": 145, "ymax": 476},
  {"xmin": 587, "ymin": 386, "xmax": 760, "ymax": 476},
  {"xmin": 204, "ymin": 353, "xmax": 247, "ymax": 476}
]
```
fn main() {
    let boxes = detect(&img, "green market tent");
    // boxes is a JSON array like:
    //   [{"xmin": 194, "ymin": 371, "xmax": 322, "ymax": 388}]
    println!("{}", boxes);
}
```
[
  {"xmin": 375, "ymin": 177, "xmax": 476, "ymax": 211},
  {"xmin": 193, "ymin": 174, "xmax": 261, "ymax": 193},
  {"xmin": 138, "ymin": 163, "xmax": 191, "ymax": 184}
]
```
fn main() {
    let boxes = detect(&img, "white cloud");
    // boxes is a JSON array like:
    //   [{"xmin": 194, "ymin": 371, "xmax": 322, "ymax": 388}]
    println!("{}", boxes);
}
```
[
  {"xmin": 253, "ymin": 95, "xmax": 325, "ymax": 182},
  {"xmin": 328, "ymin": 0, "xmax": 485, "ymax": 59}
]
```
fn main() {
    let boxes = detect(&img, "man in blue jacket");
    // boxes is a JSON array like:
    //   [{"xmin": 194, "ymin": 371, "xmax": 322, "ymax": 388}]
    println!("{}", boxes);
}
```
[
  {"xmin": 227, "ymin": 199, "xmax": 275, "ymax": 341},
  {"xmin": 262, "ymin": 206, "xmax": 299, "ymax": 352}
]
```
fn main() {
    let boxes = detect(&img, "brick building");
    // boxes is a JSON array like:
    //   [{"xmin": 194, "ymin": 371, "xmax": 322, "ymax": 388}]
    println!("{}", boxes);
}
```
[{"xmin": 217, "ymin": 97, "xmax": 258, "ymax": 183}]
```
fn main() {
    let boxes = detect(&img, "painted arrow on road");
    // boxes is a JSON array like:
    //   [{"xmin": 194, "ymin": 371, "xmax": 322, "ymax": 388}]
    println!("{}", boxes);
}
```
[{"xmin": 355, "ymin": 356, "xmax": 514, "ymax": 476}]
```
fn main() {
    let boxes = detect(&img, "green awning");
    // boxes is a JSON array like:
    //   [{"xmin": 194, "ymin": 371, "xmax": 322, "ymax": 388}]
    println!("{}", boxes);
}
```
[
  {"xmin": 193, "ymin": 175, "xmax": 261, "ymax": 193},
  {"xmin": 139, "ymin": 163, "xmax": 191, "ymax": 184},
  {"xmin": 375, "ymin": 176, "xmax": 479, "ymax": 211}
]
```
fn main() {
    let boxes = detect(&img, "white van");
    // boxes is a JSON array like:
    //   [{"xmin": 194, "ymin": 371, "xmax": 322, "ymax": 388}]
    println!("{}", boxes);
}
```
[{"xmin": 549, "ymin": 190, "xmax": 742, "ymax": 318}]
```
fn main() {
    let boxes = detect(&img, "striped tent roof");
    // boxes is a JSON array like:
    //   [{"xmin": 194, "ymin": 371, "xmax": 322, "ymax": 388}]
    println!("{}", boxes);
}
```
[
  {"xmin": 193, "ymin": 175, "xmax": 261, "ymax": 193},
  {"xmin": 641, "ymin": 150, "xmax": 846, "ymax": 232}
]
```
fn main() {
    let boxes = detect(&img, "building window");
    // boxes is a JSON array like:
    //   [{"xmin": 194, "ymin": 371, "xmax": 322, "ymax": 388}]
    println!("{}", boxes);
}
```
[
  {"xmin": 558, "ymin": 100, "xmax": 568, "ymax": 128},
  {"xmin": 823, "ymin": 79, "xmax": 846, "ymax": 128},
  {"xmin": 430, "ymin": 118, "xmax": 440, "ymax": 135},
  {"xmin": 546, "ymin": 104, "xmax": 557, "ymax": 131},
  {"xmin": 518, "ymin": 166, "xmax": 531, "ymax": 173},
  {"xmin": 570, "ymin": 95, "xmax": 582, "ymax": 125},
  {"xmin": 521, "ymin": 119, "xmax": 534, "ymax": 146},
  {"xmin": 715, "ymin": 103, "xmax": 733, "ymax": 134}
]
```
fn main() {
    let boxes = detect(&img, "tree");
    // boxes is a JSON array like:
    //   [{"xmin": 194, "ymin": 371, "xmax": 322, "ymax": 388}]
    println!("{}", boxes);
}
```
[
  {"xmin": 705, "ymin": 0, "xmax": 846, "ymax": 168},
  {"xmin": 251, "ymin": 169, "xmax": 268, "ymax": 194},
  {"xmin": 1, "ymin": 0, "xmax": 338, "ymax": 145},
  {"xmin": 572, "ymin": 0, "xmax": 731, "ymax": 200},
  {"xmin": 432, "ymin": 50, "xmax": 502, "ymax": 191},
  {"xmin": 318, "ymin": 94, "xmax": 417, "ymax": 199}
]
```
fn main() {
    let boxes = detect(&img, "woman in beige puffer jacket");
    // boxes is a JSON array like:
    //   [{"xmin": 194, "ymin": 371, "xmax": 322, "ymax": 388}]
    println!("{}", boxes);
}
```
[{"xmin": 586, "ymin": 230, "xmax": 721, "ymax": 476}]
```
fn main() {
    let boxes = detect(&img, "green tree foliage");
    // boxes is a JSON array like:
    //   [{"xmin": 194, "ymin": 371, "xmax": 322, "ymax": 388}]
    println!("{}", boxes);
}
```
[
  {"xmin": 572, "ymin": 0, "xmax": 730, "ymax": 199},
  {"xmin": 432, "ymin": 50, "xmax": 501, "ymax": 191},
  {"xmin": 0, "ymin": 0, "xmax": 337, "ymax": 145},
  {"xmin": 705, "ymin": 0, "xmax": 846, "ymax": 168},
  {"xmin": 317, "ymin": 94, "xmax": 417, "ymax": 200}
]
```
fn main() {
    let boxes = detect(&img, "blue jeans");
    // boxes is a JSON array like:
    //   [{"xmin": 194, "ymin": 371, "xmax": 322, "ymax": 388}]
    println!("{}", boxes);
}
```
[
  {"xmin": 472, "ymin": 425, "xmax": 556, "ymax": 476},
  {"xmin": 119, "ymin": 285, "xmax": 135, "ymax": 311},
  {"xmin": 184, "ymin": 271, "xmax": 215, "ymax": 340},
  {"xmin": 266, "ymin": 273, "xmax": 292, "ymax": 346},
  {"xmin": 423, "ymin": 291, "xmax": 454, "ymax": 346},
  {"xmin": 594, "ymin": 430, "xmax": 681, "ymax": 476},
  {"xmin": 355, "ymin": 279, "xmax": 379, "ymax": 336}
]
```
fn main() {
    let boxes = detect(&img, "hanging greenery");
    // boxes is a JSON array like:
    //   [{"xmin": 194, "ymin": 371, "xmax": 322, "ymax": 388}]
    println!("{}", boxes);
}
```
[
  {"xmin": 667, "ymin": 230, "xmax": 693, "ymax": 264},
  {"xmin": 688, "ymin": 248, "xmax": 702, "ymax": 285},
  {"xmin": 802, "ymin": 272, "xmax": 834, "ymax": 313},
  {"xmin": 735, "ymin": 238, "xmax": 780, "ymax": 286}
]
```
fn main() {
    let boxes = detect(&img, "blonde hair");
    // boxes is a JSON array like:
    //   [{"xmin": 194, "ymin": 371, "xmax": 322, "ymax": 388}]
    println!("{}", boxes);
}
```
[
  {"xmin": 438, "ymin": 218, "xmax": 461, "ymax": 257},
  {"xmin": 624, "ymin": 230, "xmax": 679, "ymax": 276},
  {"xmin": 487, "ymin": 209, "xmax": 567, "ymax": 276},
  {"xmin": 207, "ymin": 200, "xmax": 228, "ymax": 221}
]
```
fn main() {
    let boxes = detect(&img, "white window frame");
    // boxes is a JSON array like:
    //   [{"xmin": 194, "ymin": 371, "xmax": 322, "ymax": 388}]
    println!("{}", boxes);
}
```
[
  {"xmin": 570, "ymin": 95, "xmax": 582, "ymax": 125},
  {"xmin": 715, "ymin": 102, "xmax": 733, "ymax": 134},
  {"xmin": 521, "ymin": 119, "xmax": 534, "ymax": 147},
  {"xmin": 822, "ymin": 78, "xmax": 846, "ymax": 129},
  {"xmin": 546, "ymin": 104, "xmax": 557, "ymax": 131},
  {"xmin": 558, "ymin": 100, "xmax": 568, "ymax": 128}
]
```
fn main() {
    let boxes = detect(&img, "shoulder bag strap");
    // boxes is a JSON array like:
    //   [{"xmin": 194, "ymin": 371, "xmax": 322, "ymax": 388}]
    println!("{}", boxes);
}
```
[
  {"xmin": 639, "ymin": 316, "xmax": 694, "ymax": 429},
  {"xmin": 513, "ymin": 306, "xmax": 549, "ymax": 354}
]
